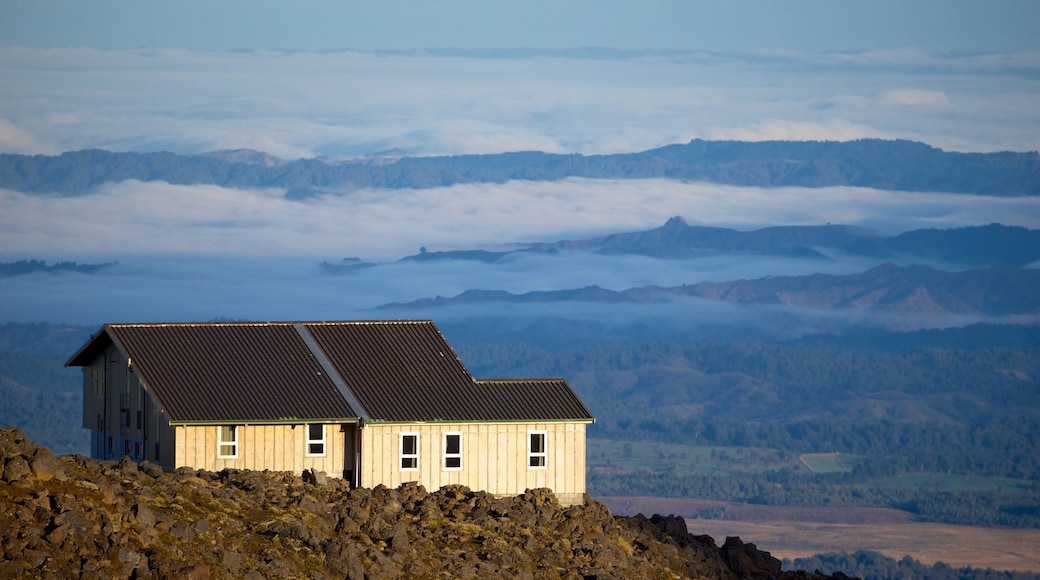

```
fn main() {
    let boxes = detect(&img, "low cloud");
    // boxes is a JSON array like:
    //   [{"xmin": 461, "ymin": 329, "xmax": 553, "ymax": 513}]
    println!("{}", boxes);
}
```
[
  {"xmin": 707, "ymin": 119, "xmax": 885, "ymax": 143},
  {"xmin": 0, "ymin": 118, "xmax": 41, "ymax": 153},
  {"xmin": 4, "ymin": 178, "xmax": 1040, "ymax": 262}
]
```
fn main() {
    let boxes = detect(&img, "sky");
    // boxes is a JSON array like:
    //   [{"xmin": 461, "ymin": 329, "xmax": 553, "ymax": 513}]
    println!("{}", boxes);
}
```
[{"xmin": 3, "ymin": 1, "xmax": 1040, "ymax": 53}]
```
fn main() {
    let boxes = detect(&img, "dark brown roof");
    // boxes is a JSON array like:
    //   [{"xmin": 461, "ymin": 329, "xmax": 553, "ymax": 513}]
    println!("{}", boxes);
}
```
[
  {"xmin": 471, "ymin": 379, "xmax": 595, "ymax": 422},
  {"xmin": 68, "ymin": 323, "xmax": 359, "ymax": 423},
  {"xmin": 66, "ymin": 320, "xmax": 594, "ymax": 424}
]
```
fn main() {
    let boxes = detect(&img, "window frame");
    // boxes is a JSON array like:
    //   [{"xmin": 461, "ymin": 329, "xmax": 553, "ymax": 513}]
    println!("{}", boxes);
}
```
[
  {"xmin": 217, "ymin": 425, "xmax": 239, "ymax": 459},
  {"xmin": 528, "ymin": 430, "xmax": 547, "ymax": 469},
  {"xmin": 305, "ymin": 423, "xmax": 326, "ymax": 457},
  {"xmin": 400, "ymin": 432, "xmax": 419, "ymax": 471},
  {"xmin": 443, "ymin": 432, "xmax": 463, "ymax": 470}
]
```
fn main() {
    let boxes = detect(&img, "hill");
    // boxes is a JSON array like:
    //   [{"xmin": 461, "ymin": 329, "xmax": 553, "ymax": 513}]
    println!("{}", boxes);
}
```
[
  {"xmin": 381, "ymin": 262, "xmax": 1040, "ymax": 318},
  {"xmin": 514, "ymin": 218, "xmax": 1040, "ymax": 268},
  {"xmin": 2, "ymin": 139, "xmax": 1038, "ymax": 196},
  {"xmin": 0, "ymin": 427, "xmax": 847, "ymax": 579}
]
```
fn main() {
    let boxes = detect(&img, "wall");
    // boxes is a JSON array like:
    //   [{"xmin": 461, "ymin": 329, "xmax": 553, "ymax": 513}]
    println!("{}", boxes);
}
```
[
  {"xmin": 81, "ymin": 345, "xmax": 170, "ymax": 465},
  {"xmin": 174, "ymin": 423, "xmax": 350, "ymax": 477},
  {"xmin": 359, "ymin": 421, "xmax": 587, "ymax": 506}
]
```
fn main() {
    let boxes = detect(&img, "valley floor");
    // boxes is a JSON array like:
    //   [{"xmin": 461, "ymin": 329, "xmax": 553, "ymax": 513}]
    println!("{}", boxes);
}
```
[{"xmin": 601, "ymin": 497, "xmax": 1040, "ymax": 573}]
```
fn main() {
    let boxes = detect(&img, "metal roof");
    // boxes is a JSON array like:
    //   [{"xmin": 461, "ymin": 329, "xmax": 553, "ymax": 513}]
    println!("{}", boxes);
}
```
[
  {"xmin": 66, "ymin": 320, "xmax": 593, "ymax": 424},
  {"xmin": 471, "ymin": 379, "xmax": 595, "ymax": 422}
]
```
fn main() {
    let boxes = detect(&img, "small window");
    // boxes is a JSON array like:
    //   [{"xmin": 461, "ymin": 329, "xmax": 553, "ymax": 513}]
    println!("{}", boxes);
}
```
[
  {"xmin": 123, "ymin": 439, "xmax": 131, "ymax": 457},
  {"xmin": 400, "ymin": 433, "xmax": 419, "ymax": 470},
  {"xmin": 92, "ymin": 369, "xmax": 104, "ymax": 397},
  {"xmin": 134, "ymin": 441, "xmax": 142, "ymax": 459},
  {"xmin": 306, "ymin": 424, "xmax": 326, "ymax": 457},
  {"xmin": 136, "ymin": 410, "xmax": 142, "ymax": 430},
  {"xmin": 529, "ymin": 431, "xmax": 547, "ymax": 468},
  {"xmin": 218, "ymin": 425, "xmax": 238, "ymax": 459},
  {"xmin": 444, "ymin": 433, "xmax": 462, "ymax": 470}
]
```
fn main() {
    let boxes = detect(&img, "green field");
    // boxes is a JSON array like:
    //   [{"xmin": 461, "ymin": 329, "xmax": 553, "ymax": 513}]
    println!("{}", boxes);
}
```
[
  {"xmin": 587, "ymin": 438, "xmax": 796, "ymax": 476},
  {"xmin": 800, "ymin": 452, "xmax": 854, "ymax": 474}
]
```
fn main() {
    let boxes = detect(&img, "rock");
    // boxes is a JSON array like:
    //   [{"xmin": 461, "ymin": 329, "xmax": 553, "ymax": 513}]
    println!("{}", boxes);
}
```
[
  {"xmin": 3, "ymin": 455, "xmax": 32, "ymax": 482},
  {"xmin": 301, "ymin": 468, "xmax": 329, "ymax": 486},
  {"xmin": 30, "ymin": 449, "xmax": 66, "ymax": 482},
  {"xmin": 722, "ymin": 536, "xmax": 783, "ymax": 580},
  {"xmin": 132, "ymin": 502, "xmax": 156, "ymax": 527},
  {"xmin": 44, "ymin": 523, "xmax": 69, "ymax": 546},
  {"xmin": 390, "ymin": 520, "xmax": 411, "ymax": 552},
  {"xmin": 139, "ymin": 461, "xmax": 165, "ymax": 479}
]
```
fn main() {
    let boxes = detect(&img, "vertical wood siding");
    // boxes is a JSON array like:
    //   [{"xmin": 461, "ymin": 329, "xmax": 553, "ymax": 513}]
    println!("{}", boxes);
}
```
[
  {"xmin": 174, "ymin": 424, "xmax": 347, "ymax": 476},
  {"xmin": 359, "ymin": 422, "xmax": 586, "ymax": 505}
]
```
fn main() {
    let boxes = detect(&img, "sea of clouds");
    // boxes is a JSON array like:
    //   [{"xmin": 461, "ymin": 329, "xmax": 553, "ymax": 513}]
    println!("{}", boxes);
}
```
[{"xmin": 2, "ymin": 47, "xmax": 1038, "ymax": 334}]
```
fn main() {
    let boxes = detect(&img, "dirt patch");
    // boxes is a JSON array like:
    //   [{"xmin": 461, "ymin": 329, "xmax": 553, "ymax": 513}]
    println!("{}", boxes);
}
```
[{"xmin": 600, "ymin": 497, "xmax": 1040, "ymax": 573}]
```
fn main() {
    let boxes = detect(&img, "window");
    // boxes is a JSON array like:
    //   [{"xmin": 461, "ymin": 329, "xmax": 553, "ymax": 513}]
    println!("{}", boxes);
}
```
[
  {"xmin": 528, "ymin": 431, "xmax": 547, "ymax": 468},
  {"xmin": 443, "ymin": 433, "xmax": 462, "ymax": 470},
  {"xmin": 123, "ymin": 439, "xmax": 131, "ymax": 457},
  {"xmin": 134, "ymin": 441, "xmax": 142, "ymax": 459},
  {"xmin": 400, "ymin": 433, "xmax": 419, "ymax": 470},
  {"xmin": 218, "ymin": 425, "xmax": 238, "ymax": 458},
  {"xmin": 92, "ymin": 368, "xmax": 104, "ymax": 397},
  {"xmin": 306, "ymin": 424, "xmax": 326, "ymax": 457}
]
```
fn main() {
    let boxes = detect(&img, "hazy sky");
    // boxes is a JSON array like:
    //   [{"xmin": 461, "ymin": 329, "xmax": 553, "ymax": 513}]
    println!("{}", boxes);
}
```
[{"xmin": 3, "ymin": 0, "xmax": 1039, "ymax": 52}]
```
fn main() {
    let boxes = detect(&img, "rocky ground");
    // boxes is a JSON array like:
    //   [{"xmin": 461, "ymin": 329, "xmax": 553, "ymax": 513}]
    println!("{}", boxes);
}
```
[{"xmin": 0, "ymin": 427, "xmax": 854, "ymax": 579}]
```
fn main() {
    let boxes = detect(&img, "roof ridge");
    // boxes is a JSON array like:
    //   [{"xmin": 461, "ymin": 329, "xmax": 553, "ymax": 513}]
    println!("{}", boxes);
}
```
[
  {"xmin": 475, "ymin": 378, "xmax": 568, "ymax": 383},
  {"xmin": 293, "ymin": 323, "xmax": 371, "ymax": 422},
  {"xmin": 103, "ymin": 319, "xmax": 435, "ymax": 328}
]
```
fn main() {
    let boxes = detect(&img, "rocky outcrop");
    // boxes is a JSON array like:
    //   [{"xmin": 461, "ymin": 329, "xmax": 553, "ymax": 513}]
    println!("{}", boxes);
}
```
[{"xmin": 0, "ymin": 427, "xmax": 852, "ymax": 579}]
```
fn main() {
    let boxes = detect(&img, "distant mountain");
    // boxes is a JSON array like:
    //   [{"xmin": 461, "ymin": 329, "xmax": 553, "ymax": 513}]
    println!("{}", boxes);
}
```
[
  {"xmin": 2, "ymin": 139, "xmax": 1038, "ymax": 195},
  {"xmin": 397, "ymin": 247, "xmax": 558, "ymax": 264},
  {"xmin": 392, "ymin": 219, "xmax": 1040, "ymax": 268},
  {"xmin": 381, "ymin": 263, "xmax": 1040, "ymax": 318},
  {"xmin": 0, "ymin": 259, "xmax": 116, "ymax": 277},
  {"xmin": 524, "ymin": 217, "xmax": 859, "ymax": 259}
]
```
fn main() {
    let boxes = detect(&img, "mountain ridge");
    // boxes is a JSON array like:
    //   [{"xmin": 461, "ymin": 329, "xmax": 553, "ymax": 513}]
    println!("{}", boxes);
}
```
[
  {"xmin": 379, "ymin": 263, "xmax": 1040, "ymax": 318},
  {"xmin": 2, "ymin": 139, "xmax": 1038, "ymax": 196},
  {"xmin": 387, "ymin": 220, "xmax": 1040, "ymax": 268}
]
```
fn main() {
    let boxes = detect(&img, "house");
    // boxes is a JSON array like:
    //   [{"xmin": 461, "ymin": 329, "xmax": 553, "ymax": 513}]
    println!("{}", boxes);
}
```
[{"xmin": 65, "ymin": 320, "xmax": 594, "ymax": 506}]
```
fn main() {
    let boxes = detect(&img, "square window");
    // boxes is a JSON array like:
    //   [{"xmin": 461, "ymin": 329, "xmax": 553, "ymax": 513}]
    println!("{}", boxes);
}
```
[
  {"xmin": 400, "ymin": 433, "xmax": 419, "ymax": 470},
  {"xmin": 306, "ymin": 424, "xmax": 326, "ymax": 456},
  {"xmin": 218, "ymin": 425, "xmax": 238, "ymax": 459},
  {"xmin": 528, "ymin": 431, "xmax": 547, "ymax": 468},
  {"xmin": 444, "ymin": 433, "xmax": 462, "ymax": 470}
]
